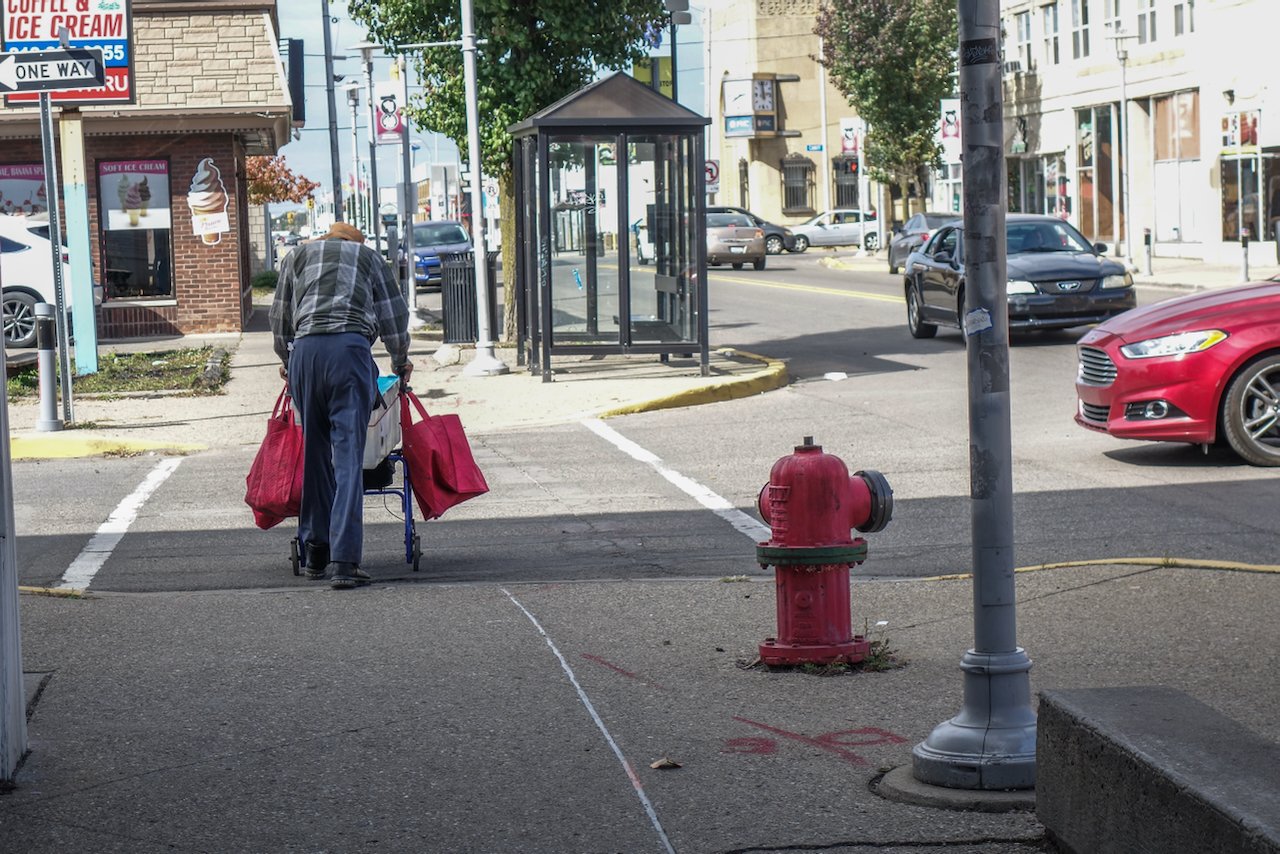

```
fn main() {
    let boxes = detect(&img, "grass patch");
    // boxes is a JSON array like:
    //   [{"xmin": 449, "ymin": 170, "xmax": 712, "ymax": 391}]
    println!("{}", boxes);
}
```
[
  {"xmin": 6, "ymin": 347, "xmax": 229, "ymax": 400},
  {"xmin": 251, "ymin": 270, "xmax": 278, "ymax": 303}
]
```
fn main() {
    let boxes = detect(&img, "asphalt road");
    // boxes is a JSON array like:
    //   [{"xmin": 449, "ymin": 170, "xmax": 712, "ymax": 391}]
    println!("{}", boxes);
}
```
[{"xmin": 10, "ymin": 254, "xmax": 1276, "ymax": 594}]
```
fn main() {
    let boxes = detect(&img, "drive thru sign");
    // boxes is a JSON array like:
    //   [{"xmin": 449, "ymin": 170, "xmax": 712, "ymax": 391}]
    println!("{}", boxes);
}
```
[{"xmin": 0, "ymin": 47, "xmax": 103, "ymax": 93}]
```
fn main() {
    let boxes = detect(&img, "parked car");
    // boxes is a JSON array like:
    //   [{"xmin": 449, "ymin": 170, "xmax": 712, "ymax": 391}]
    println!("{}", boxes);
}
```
[
  {"xmin": 631, "ymin": 218, "xmax": 656, "ymax": 264},
  {"xmin": 790, "ymin": 208, "xmax": 879, "ymax": 253},
  {"xmin": 706, "ymin": 206, "xmax": 796, "ymax": 255},
  {"xmin": 1074, "ymin": 278, "xmax": 1280, "ymax": 466},
  {"xmin": 705, "ymin": 211, "xmax": 766, "ymax": 269},
  {"xmin": 887, "ymin": 212, "xmax": 954, "ymax": 274},
  {"xmin": 409, "ymin": 220, "xmax": 472, "ymax": 287},
  {"xmin": 1, "ymin": 216, "xmax": 101, "ymax": 349},
  {"xmin": 902, "ymin": 214, "xmax": 1136, "ymax": 339}
]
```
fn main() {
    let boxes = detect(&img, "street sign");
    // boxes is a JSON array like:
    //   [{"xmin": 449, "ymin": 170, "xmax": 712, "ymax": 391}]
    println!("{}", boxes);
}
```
[
  {"xmin": 0, "ymin": 48, "xmax": 104, "ymax": 94},
  {"xmin": 705, "ymin": 159, "xmax": 720, "ymax": 194},
  {"xmin": 806, "ymin": 143, "xmax": 824, "ymax": 152},
  {"xmin": 1, "ymin": 0, "xmax": 133, "ymax": 105}
]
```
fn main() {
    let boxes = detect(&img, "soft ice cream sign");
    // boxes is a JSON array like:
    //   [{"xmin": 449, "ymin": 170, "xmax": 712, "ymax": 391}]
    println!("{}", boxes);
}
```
[
  {"xmin": 97, "ymin": 159, "xmax": 168, "ymax": 230},
  {"xmin": 187, "ymin": 157, "xmax": 228, "ymax": 245},
  {"xmin": 1, "ymin": 0, "xmax": 133, "ymax": 105}
]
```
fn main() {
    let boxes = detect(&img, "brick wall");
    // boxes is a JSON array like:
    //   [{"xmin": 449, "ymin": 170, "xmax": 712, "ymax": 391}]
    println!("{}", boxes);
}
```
[{"xmin": 2, "ymin": 132, "xmax": 247, "ymax": 340}]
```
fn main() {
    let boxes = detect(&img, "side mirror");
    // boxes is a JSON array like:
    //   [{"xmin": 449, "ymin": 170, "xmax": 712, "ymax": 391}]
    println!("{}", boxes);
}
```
[{"xmin": 1093, "ymin": 242, "xmax": 1108, "ymax": 254}]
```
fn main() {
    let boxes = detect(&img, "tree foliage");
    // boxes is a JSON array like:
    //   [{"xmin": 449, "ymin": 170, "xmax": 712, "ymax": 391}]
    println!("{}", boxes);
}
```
[
  {"xmin": 816, "ymin": 0, "xmax": 957, "ymax": 200},
  {"xmin": 245, "ymin": 155, "xmax": 320, "ymax": 206},
  {"xmin": 347, "ymin": 0, "xmax": 666, "ymax": 182}
]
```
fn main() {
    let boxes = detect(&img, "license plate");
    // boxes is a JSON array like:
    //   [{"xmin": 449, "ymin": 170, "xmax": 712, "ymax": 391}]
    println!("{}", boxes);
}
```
[{"xmin": 730, "ymin": 246, "xmax": 746, "ymax": 254}]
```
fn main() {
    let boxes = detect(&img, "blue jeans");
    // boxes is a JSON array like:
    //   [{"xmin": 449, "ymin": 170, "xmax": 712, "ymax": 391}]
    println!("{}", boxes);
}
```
[{"xmin": 289, "ymin": 332, "xmax": 377, "ymax": 566}]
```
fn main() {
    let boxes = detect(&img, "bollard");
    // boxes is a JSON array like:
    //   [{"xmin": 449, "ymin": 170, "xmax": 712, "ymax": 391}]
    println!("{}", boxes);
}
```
[
  {"xmin": 1143, "ymin": 228, "xmax": 1153, "ymax": 276},
  {"xmin": 1241, "ymin": 227, "xmax": 1251, "ymax": 282},
  {"xmin": 34, "ymin": 303, "xmax": 62, "ymax": 432}
]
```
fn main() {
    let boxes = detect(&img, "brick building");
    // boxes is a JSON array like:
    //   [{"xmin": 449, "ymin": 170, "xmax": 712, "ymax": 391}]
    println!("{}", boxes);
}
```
[{"xmin": 0, "ymin": 0, "xmax": 291, "ymax": 341}]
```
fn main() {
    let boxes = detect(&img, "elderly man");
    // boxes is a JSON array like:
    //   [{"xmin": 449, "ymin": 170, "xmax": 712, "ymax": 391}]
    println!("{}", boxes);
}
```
[{"xmin": 269, "ymin": 222, "xmax": 413, "ymax": 590}]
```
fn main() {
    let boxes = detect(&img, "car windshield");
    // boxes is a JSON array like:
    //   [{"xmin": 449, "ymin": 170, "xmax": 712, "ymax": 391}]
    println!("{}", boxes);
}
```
[
  {"xmin": 1006, "ymin": 221, "xmax": 1093, "ymax": 254},
  {"xmin": 707, "ymin": 213, "xmax": 751, "ymax": 228},
  {"xmin": 413, "ymin": 222, "xmax": 469, "ymax": 246},
  {"xmin": 923, "ymin": 214, "xmax": 954, "ymax": 229}
]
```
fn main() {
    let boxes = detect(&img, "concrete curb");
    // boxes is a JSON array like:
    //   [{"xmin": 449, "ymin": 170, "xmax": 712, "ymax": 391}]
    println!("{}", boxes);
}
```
[
  {"xmin": 9, "ymin": 433, "xmax": 206, "ymax": 460},
  {"xmin": 875, "ymin": 765, "xmax": 1036, "ymax": 813},
  {"xmin": 595, "ymin": 348, "xmax": 788, "ymax": 418}
]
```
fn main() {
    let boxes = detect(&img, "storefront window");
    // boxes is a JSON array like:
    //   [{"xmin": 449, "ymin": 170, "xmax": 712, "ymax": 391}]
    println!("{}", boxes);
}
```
[
  {"xmin": 1153, "ymin": 90, "xmax": 1199, "ymax": 242},
  {"xmin": 1221, "ymin": 157, "xmax": 1261, "ymax": 241},
  {"xmin": 97, "ymin": 160, "xmax": 173, "ymax": 299},
  {"xmin": 1075, "ymin": 106, "xmax": 1118, "ymax": 243}
]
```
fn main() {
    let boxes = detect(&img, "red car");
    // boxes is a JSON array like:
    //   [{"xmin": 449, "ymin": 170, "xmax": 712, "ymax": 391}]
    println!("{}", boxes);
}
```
[{"xmin": 1074, "ymin": 278, "xmax": 1280, "ymax": 466}]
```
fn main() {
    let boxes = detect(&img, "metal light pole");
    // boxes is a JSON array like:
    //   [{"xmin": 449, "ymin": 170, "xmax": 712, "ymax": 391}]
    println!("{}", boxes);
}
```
[
  {"xmin": 817, "ymin": 36, "xmax": 832, "ymax": 214},
  {"xmin": 346, "ymin": 82, "xmax": 362, "ymax": 231},
  {"xmin": 351, "ymin": 41, "xmax": 380, "ymax": 246},
  {"xmin": 912, "ymin": 0, "xmax": 1037, "ymax": 791},
  {"xmin": 397, "ymin": 56, "xmax": 417, "ymax": 315},
  {"xmin": 320, "ymin": 0, "xmax": 343, "ymax": 221},
  {"xmin": 458, "ymin": 0, "xmax": 508, "ymax": 375},
  {"xmin": 1109, "ymin": 27, "xmax": 1136, "ymax": 270}
]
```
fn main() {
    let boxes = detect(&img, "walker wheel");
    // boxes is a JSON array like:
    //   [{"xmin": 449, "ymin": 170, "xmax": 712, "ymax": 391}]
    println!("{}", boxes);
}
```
[{"xmin": 412, "ymin": 534, "xmax": 422, "ymax": 572}]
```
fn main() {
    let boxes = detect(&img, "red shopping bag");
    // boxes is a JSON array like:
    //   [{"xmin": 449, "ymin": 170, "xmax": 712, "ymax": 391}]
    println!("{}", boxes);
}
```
[
  {"xmin": 400, "ymin": 388, "xmax": 488, "ymax": 520},
  {"xmin": 245, "ymin": 386, "xmax": 304, "ymax": 529}
]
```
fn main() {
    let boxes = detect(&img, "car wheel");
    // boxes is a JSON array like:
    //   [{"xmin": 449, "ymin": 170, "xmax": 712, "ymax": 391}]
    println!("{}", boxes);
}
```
[
  {"xmin": 792, "ymin": 235, "xmax": 809, "ymax": 253},
  {"xmin": 3, "ymin": 291, "xmax": 38, "ymax": 349},
  {"xmin": 1221, "ymin": 353, "xmax": 1280, "ymax": 466},
  {"xmin": 906, "ymin": 284, "xmax": 937, "ymax": 339},
  {"xmin": 732, "ymin": 262, "xmax": 744, "ymax": 270},
  {"xmin": 864, "ymin": 233, "xmax": 879, "ymax": 251},
  {"xmin": 764, "ymin": 235, "xmax": 784, "ymax": 255},
  {"xmin": 888, "ymin": 251, "xmax": 899, "ymax": 275},
  {"xmin": 753, "ymin": 257, "xmax": 766, "ymax": 271}
]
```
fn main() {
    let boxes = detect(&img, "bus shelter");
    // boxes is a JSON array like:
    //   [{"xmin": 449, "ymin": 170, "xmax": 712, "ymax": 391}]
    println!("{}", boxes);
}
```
[{"xmin": 510, "ymin": 73, "xmax": 711, "ymax": 381}]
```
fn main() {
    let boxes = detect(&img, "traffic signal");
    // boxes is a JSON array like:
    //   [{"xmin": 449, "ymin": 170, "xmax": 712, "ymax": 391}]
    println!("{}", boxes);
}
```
[{"xmin": 846, "ymin": 159, "xmax": 859, "ymax": 176}]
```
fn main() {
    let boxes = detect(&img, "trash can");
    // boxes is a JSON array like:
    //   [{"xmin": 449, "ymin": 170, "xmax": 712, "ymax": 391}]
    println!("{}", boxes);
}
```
[{"xmin": 440, "ymin": 251, "xmax": 499, "ymax": 344}]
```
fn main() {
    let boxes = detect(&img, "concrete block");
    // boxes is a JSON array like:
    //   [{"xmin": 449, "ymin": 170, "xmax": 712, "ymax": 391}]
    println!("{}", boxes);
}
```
[{"xmin": 1037, "ymin": 686, "xmax": 1280, "ymax": 854}]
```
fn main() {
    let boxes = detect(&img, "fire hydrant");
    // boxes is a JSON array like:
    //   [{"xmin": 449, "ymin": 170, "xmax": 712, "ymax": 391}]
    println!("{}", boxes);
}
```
[{"xmin": 756, "ymin": 437, "xmax": 893, "ymax": 665}]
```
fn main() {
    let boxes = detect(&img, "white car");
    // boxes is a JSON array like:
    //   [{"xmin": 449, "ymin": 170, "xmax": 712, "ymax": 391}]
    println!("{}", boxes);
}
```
[
  {"xmin": 1, "ymin": 215, "xmax": 100, "ymax": 349},
  {"xmin": 790, "ymin": 208, "xmax": 880, "ymax": 252}
]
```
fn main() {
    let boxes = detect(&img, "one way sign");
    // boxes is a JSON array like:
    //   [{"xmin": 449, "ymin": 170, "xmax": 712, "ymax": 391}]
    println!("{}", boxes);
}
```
[{"xmin": 0, "ymin": 48, "xmax": 104, "ymax": 94}]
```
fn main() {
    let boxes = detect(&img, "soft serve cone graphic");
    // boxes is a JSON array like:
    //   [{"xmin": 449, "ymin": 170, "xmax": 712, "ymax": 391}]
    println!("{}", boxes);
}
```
[{"xmin": 187, "ymin": 158, "xmax": 228, "ymax": 245}]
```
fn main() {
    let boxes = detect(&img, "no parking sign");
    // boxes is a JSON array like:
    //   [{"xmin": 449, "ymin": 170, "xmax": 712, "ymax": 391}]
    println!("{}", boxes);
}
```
[{"xmin": 705, "ymin": 159, "xmax": 720, "ymax": 194}]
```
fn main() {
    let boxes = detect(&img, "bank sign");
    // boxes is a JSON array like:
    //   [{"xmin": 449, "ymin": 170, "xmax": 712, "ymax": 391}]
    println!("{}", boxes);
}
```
[{"xmin": 2, "ymin": 0, "xmax": 133, "ymax": 106}]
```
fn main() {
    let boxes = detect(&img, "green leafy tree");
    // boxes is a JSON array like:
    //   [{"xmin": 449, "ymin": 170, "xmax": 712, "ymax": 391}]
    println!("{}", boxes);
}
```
[
  {"xmin": 816, "ymin": 0, "xmax": 957, "ymax": 214},
  {"xmin": 348, "ymin": 0, "xmax": 667, "ymax": 339}
]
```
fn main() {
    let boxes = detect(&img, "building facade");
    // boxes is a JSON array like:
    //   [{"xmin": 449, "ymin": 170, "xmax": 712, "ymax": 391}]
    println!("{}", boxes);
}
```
[{"xmin": 0, "ymin": 0, "xmax": 291, "ymax": 341}]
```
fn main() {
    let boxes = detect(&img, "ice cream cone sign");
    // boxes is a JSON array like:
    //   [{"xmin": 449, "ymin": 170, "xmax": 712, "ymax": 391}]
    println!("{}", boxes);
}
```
[{"xmin": 187, "ymin": 158, "xmax": 229, "ymax": 246}]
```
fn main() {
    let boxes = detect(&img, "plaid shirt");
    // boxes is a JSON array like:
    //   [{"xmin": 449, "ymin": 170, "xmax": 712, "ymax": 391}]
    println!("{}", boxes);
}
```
[{"xmin": 270, "ymin": 239, "xmax": 410, "ymax": 370}]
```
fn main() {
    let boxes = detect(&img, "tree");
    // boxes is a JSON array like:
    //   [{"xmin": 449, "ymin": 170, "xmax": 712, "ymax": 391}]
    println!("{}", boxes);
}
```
[
  {"xmin": 816, "ymin": 0, "xmax": 957, "ymax": 213},
  {"xmin": 245, "ymin": 155, "xmax": 320, "ymax": 206},
  {"xmin": 348, "ymin": 0, "xmax": 666, "ymax": 340}
]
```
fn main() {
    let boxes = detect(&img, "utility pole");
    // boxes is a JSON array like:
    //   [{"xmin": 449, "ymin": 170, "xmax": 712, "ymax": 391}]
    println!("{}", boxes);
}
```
[
  {"xmin": 320, "ymin": 0, "xmax": 343, "ymax": 221},
  {"xmin": 345, "ymin": 83, "xmax": 362, "ymax": 231},
  {"xmin": 912, "ymin": 0, "xmax": 1037, "ymax": 792},
  {"xmin": 1108, "ymin": 26, "xmax": 1137, "ymax": 270},
  {"xmin": 351, "ymin": 41, "xmax": 380, "ymax": 247}
]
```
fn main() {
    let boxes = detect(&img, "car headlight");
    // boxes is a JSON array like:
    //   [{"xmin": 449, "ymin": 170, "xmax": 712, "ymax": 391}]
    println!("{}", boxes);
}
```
[
  {"xmin": 1119, "ymin": 330, "xmax": 1228, "ymax": 359},
  {"xmin": 1100, "ymin": 272, "xmax": 1133, "ymax": 289},
  {"xmin": 1007, "ymin": 279, "xmax": 1036, "ymax": 294}
]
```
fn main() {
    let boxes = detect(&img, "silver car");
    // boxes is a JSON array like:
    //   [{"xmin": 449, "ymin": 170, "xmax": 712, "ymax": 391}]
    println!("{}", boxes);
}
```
[
  {"xmin": 706, "ymin": 212, "xmax": 766, "ymax": 269},
  {"xmin": 790, "ymin": 208, "xmax": 880, "ymax": 252}
]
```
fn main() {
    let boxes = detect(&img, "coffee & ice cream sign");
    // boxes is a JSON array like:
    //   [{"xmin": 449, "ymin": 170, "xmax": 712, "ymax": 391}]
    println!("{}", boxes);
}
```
[{"xmin": 187, "ymin": 157, "xmax": 228, "ymax": 245}]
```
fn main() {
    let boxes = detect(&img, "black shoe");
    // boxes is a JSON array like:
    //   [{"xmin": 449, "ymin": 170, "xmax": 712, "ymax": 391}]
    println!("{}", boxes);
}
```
[
  {"xmin": 304, "ymin": 541, "xmax": 330, "ymax": 571},
  {"xmin": 330, "ymin": 562, "xmax": 371, "ymax": 590}
]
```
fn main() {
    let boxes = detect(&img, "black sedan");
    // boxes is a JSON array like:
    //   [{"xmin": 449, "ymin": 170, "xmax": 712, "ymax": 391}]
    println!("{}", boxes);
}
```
[
  {"xmin": 887, "ymin": 211, "xmax": 953, "ymax": 274},
  {"xmin": 903, "ymin": 214, "xmax": 1136, "ymax": 338},
  {"xmin": 706, "ymin": 206, "xmax": 796, "ymax": 255}
]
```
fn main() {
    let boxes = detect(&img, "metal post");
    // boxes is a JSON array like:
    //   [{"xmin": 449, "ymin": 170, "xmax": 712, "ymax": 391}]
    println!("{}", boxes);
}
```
[
  {"xmin": 39, "ymin": 92, "xmax": 72, "ymax": 423},
  {"xmin": 399, "ymin": 56, "xmax": 416, "ymax": 310},
  {"xmin": 817, "ymin": 37, "xmax": 832, "ymax": 214},
  {"xmin": 670, "ymin": 16, "xmax": 679, "ymax": 104},
  {"xmin": 1117, "ymin": 45, "xmax": 1132, "ymax": 269},
  {"xmin": 460, "ymin": 0, "xmax": 508, "ymax": 376},
  {"xmin": 912, "ymin": 0, "xmax": 1036, "ymax": 791},
  {"xmin": 58, "ymin": 109, "xmax": 98, "ymax": 374},
  {"xmin": 0, "ymin": 333, "xmax": 26, "ymax": 782},
  {"xmin": 1241, "ymin": 228, "xmax": 1251, "ymax": 282},
  {"xmin": 320, "ymin": 0, "xmax": 344, "ymax": 221},
  {"xmin": 347, "ymin": 84, "xmax": 361, "ymax": 230},
  {"xmin": 34, "ymin": 304, "xmax": 61, "ymax": 432},
  {"xmin": 362, "ymin": 47, "xmax": 380, "ymax": 249}
]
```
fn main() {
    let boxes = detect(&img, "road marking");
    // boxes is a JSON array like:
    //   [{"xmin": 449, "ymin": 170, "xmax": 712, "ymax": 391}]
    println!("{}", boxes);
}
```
[
  {"xmin": 581, "ymin": 418, "xmax": 771, "ymax": 542},
  {"xmin": 503, "ymin": 589, "xmax": 676, "ymax": 854},
  {"xmin": 711, "ymin": 273, "xmax": 903, "ymax": 303},
  {"xmin": 58, "ymin": 457, "xmax": 183, "ymax": 592}
]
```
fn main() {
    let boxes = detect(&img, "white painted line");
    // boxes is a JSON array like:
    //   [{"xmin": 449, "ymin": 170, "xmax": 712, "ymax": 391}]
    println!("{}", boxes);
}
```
[
  {"xmin": 581, "ymin": 418, "xmax": 771, "ymax": 542},
  {"xmin": 59, "ymin": 457, "xmax": 183, "ymax": 592},
  {"xmin": 503, "ymin": 589, "xmax": 676, "ymax": 854}
]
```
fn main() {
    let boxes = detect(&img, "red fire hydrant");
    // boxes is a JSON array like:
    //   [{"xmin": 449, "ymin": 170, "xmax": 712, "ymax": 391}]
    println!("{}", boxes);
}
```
[{"xmin": 756, "ymin": 437, "xmax": 893, "ymax": 665}]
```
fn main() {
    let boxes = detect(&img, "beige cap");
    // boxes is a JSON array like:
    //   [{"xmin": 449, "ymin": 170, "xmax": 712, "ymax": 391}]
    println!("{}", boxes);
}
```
[{"xmin": 319, "ymin": 222, "xmax": 365, "ymax": 243}]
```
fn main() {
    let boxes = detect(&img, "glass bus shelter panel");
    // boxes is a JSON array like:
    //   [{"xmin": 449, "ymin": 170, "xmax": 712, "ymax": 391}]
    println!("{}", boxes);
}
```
[
  {"xmin": 628, "ymin": 134, "xmax": 696, "ymax": 344},
  {"xmin": 547, "ymin": 138, "xmax": 620, "ymax": 345}
]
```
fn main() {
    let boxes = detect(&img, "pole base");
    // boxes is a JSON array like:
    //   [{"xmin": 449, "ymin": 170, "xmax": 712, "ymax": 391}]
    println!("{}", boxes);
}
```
[
  {"xmin": 911, "ymin": 648, "xmax": 1037, "ymax": 791},
  {"xmin": 34, "ymin": 420, "xmax": 63, "ymax": 432},
  {"xmin": 462, "ymin": 347, "xmax": 509, "ymax": 377},
  {"xmin": 758, "ymin": 635, "xmax": 869, "ymax": 666}
]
